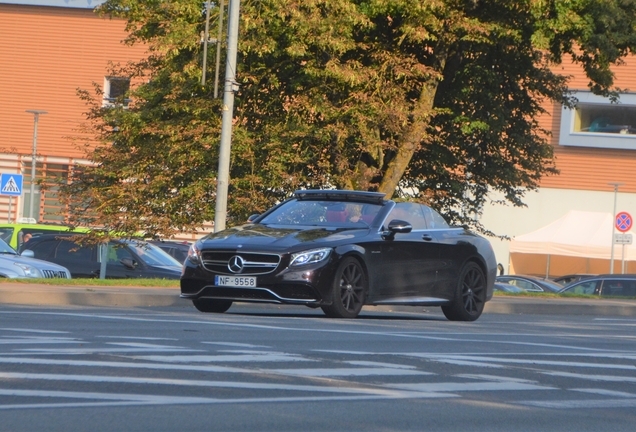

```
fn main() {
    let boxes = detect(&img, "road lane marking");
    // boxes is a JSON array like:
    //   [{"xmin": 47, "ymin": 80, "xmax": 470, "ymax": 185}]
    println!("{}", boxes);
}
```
[
  {"xmin": 128, "ymin": 353, "xmax": 313, "ymax": 363},
  {"xmin": 14, "ymin": 347, "xmax": 202, "ymax": 355},
  {"xmin": 541, "ymin": 371, "xmax": 636, "ymax": 383},
  {"xmin": 571, "ymin": 388, "xmax": 636, "ymax": 398},
  {"xmin": 405, "ymin": 354, "xmax": 636, "ymax": 371},
  {"xmin": 0, "ymin": 357, "xmax": 251, "ymax": 373},
  {"xmin": 0, "ymin": 387, "xmax": 457, "ymax": 411},
  {"xmin": 98, "ymin": 336, "xmax": 179, "ymax": 340},
  {"xmin": 519, "ymin": 399, "xmax": 636, "ymax": 409},
  {"xmin": 0, "ymin": 372, "xmax": 409, "ymax": 395},
  {"xmin": 0, "ymin": 328, "xmax": 68, "ymax": 334},
  {"xmin": 0, "ymin": 337, "xmax": 80, "ymax": 345},
  {"xmin": 268, "ymin": 368, "xmax": 431, "ymax": 377},
  {"xmin": 105, "ymin": 342, "xmax": 186, "ymax": 348},
  {"xmin": 202, "ymin": 342, "xmax": 270, "ymax": 348},
  {"xmin": 384, "ymin": 381, "xmax": 557, "ymax": 392},
  {"xmin": 345, "ymin": 361, "xmax": 417, "ymax": 369}
]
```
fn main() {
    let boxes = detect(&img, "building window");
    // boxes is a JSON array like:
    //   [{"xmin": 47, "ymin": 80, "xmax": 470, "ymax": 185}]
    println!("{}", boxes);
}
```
[
  {"xmin": 21, "ymin": 160, "xmax": 72, "ymax": 223},
  {"xmin": 559, "ymin": 91, "xmax": 636, "ymax": 150},
  {"xmin": 103, "ymin": 77, "xmax": 130, "ymax": 107}
]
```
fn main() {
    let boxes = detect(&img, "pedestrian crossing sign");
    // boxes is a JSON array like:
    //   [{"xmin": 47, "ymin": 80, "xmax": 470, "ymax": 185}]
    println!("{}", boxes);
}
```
[{"xmin": 0, "ymin": 173, "xmax": 23, "ymax": 196}]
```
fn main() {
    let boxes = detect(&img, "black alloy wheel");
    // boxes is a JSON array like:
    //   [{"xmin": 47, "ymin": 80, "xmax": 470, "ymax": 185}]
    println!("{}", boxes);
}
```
[
  {"xmin": 321, "ymin": 257, "xmax": 367, "ymax": 318},
  {"xmin": 441, "ymin": 262, "xmax": 486, "ymax": 322},
  {"xmin": 192, "ymin": 298, "xmax": 233, "ymax": 313}
]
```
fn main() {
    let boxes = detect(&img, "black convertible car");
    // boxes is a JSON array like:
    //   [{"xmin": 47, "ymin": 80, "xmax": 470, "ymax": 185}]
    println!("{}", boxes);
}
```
[{"xmin": 181, "ymin": 190, "xmax": 497, "ymax": 320}]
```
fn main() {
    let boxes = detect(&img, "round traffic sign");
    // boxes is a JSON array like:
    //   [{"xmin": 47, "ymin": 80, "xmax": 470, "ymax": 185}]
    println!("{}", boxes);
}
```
[{"xmin": 616, "ymin": 211, "xmax": 633, "ymax": 233}]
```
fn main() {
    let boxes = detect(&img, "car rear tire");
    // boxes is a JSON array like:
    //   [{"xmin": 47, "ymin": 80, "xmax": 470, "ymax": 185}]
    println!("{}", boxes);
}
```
[
  {"xmin": 321, "ymin": 257, "xmax": 367, "ymax": 318},
  {"xmin": 192, "ymin": 298, "xmax": 233, "ymax": 313},
  {"xmin": 441, "ymin": 262, "xmax": 486, "ymax": 322}
]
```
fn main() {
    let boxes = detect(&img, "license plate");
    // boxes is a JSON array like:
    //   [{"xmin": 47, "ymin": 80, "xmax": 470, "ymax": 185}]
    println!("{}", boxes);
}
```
[{"xmin": 215, "ymin": 275, "xmax": 257, "ymax": 287}]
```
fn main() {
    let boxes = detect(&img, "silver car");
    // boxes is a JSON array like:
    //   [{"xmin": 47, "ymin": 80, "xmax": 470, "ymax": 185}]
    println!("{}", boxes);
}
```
[{"xmin": 0, "ymin": 238, "xmax": 71, "ymax": 279}]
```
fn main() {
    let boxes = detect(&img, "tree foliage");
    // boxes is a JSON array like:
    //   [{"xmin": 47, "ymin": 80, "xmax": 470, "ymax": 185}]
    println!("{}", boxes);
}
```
[{"xmin": 56, "ymin": 0, "xmax": 636, "ymax": 238}]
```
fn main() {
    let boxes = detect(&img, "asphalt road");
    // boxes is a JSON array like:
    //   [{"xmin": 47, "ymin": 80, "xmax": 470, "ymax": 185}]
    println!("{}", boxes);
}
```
[{"xmin": 0, "ymin": 301, "xmax": 635, "ymax": 432}]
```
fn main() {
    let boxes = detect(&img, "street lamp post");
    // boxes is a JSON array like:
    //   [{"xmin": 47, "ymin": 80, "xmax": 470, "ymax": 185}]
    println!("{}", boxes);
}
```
[
  {"xmin": 608, "ymin": 182, "xmax": 625, "ymax": 274},
  {"xmin": 214, "ymin": 0, "xmax": 240, "ymax": 232},
  {"xmin": 25, "ymin": 110, "xmax": 47, "ymax": 221}
]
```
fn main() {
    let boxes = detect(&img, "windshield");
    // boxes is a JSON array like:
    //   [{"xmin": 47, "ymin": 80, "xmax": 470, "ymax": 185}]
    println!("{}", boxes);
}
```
[
  {"xmin": 123, "ymin": 241, "xmax": 182, "ymax": 267},
  {"xmin": 260, "ymin": 199, "xmax": 383, "ymax": 227},
  {"xmin": 0, "ymin": 237, "xmax": 18, "ymax": 255},
  {"xmin": 0, "ymin": 228, "xmax": 13, "ymax": 244}
]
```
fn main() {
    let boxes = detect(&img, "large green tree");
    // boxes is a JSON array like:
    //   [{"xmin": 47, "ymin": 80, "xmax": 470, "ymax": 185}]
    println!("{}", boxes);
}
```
[{"xmin": 57, "ymin": 0, "xmax": 636, "ymax": 238}]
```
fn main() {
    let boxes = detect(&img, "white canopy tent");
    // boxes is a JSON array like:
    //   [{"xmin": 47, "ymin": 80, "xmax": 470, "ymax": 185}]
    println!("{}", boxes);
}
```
[{"xmin": 509, "ymin": 210, "xmax": 636, "ymax": 277}]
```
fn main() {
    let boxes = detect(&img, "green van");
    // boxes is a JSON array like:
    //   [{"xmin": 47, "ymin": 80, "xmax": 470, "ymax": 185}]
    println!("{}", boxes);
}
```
[{"xmin": 0, "ymin": 223, "xmax": 90, "ymax": 250}]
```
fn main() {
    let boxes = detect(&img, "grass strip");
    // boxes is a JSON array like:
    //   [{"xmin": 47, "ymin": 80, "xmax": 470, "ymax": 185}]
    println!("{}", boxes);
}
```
[{"xmin": 0, "ymin": 278, "xmax": 179, "ymax": 288}]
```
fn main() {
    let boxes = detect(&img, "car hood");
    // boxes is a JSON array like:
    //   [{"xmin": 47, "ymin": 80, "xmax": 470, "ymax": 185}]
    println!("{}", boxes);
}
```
[
  {"xmin": 148, "ymin": 265, "xmax": 183, "ymax": 274},
  {"xmin": 200, "ymin": 224, "xmax": 369, "ymax": 251},
  {"xmin": 0, "ymin": 253, "xmax": 70, "ymax": 271}
]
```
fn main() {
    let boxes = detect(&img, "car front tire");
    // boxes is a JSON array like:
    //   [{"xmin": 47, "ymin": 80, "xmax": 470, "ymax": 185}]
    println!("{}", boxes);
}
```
[
  {"xmin": 321, "ymin": 257, "xmax": 367, "ymax": 319},
  {"xmin": 442, "ymin": 262, "xmax": 486, "ymax": 322}
]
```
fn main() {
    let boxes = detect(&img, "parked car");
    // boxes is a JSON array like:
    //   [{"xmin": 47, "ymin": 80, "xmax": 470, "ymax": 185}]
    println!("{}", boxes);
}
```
[
  {"xmin": 493, "ymin": 282, "xmax": 525, "ymax": 293},
  {"xmin": 148, "ymin": 240, "xmax": 191, "ymax": 263},
  {"xmin": 551, "ymin": 274, "xmax": 597, "ymax": 286},
  {"xmin": 181, "ymin": 190, "xmax": 497, "ymax": 320},
  {"xmin": 20, "ymin": 234, "xmax": 182, "ymax": 279},
  {"xmin": 559, "ymin": 274, "xmax": 636, "ymax": 297},
  {"xmin": 0, "ymin": 237, "xmax": 70, "ymax": 279},
  {"xmin": 495, "ymin": 275, "xmax": 563, "ymax": 293},
  {"xmin": 0, "ymin": 222, "xmax": 89, "ymax": 250}
]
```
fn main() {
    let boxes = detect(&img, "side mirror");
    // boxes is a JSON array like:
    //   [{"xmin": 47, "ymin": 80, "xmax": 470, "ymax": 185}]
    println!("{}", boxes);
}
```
[
  {"xmin": 388, "ymin": 219, "xmax": 412, "ymax": 233},
  {"xmin": 247, "ymin": 214, "xmax": 260, "ymax": 223},
  {"xmin": 382, "ymin": 219, "xmax": 412, "ymax": 239},
  {"xmin": 21, "ymin": 249, "xmax": 35, "ymax": 258},
  {"xmin": 120, "ymin": 258, "xmax": 138, "ymax": 270}
]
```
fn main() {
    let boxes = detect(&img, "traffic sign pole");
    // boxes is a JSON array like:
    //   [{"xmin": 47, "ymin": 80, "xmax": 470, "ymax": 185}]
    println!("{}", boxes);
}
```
[
  {"xmin": 612, "ymin": 211, "xmax": 633, "ymax": 274},
  {"xmin": 622, "ymin": 244, "xmax": 626, "ymax": 274},
  {"xmin": 0, "ymin": 173, "xmax": 24, "ymax": 224}
]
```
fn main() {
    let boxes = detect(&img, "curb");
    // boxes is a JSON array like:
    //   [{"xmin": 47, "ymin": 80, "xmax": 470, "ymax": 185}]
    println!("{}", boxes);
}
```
[
  {"xmin": 1, "ymin": 283, "xmax": 636, "ymax": 316},
  {"xmin": 484, "ymin": 296, "xmax": 636, "ymax": 317},
  {"xmin": 0, "ymin": 283, "xmax": 186, "ymax": 308}
]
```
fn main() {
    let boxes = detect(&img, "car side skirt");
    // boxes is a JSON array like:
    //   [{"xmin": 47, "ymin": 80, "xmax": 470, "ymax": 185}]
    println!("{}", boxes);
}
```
[{"xmin": 371, "ymin": 297, "xmax": 450, "ymax": 306}]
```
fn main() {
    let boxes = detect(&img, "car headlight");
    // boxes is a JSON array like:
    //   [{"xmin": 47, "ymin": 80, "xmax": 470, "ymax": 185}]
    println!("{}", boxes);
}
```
[
  {"xmin": 14, "ymin": 263, "xmax": 43, "ymax": 278},
  {"xmin": 187, "ymin": 242, "xmax": 202, "ymax": 264},
  {"xmin": 290, "ymin": 248, "xmax": 332, "ymax": 267}
]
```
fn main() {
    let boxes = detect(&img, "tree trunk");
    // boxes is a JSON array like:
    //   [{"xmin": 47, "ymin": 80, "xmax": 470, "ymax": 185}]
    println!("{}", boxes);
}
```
[{"xmin": 378, "ymin": 80, "xmax": 439, "ymax": 199}]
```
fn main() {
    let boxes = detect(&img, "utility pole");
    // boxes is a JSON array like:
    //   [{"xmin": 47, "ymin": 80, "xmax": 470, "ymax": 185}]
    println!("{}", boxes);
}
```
[
  {"xmin": 200, "ymin": 0, "xmax": 225, "ymax": 98},
  {"xmin": 214, "ymin": 0, "xmax": 241, "ymax": 232},
  {"xmin": 25, "ymin": 109, "xmax": 48, "ymax": 221},
  {"xmin": 200, "ymin": 2, "xmax": 213, "ymax": 85},
  {"xmin": 608, "ymin": 182, "xmax": 624, "ymax": 274},
  {"xmin": 214, "ymin": 0, "xmax": 225, "ymax": 98}
]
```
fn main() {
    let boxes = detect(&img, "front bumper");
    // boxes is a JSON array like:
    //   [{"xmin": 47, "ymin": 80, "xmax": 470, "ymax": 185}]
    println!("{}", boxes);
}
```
[{"xmin": 180, "ymin": 256, "xmax": 338, "ymax": 306}]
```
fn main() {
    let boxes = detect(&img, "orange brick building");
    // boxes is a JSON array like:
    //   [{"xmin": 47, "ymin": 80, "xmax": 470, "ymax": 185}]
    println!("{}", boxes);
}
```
[{"xmin": 0, "ymin": 0, "xmax": 146, "ymax": 222}]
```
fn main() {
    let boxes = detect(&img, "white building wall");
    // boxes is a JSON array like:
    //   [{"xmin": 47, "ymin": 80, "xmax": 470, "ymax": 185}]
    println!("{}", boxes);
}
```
[{"xmin": 479, "ymin": 187, "xmax": 636, "ymax": 274}]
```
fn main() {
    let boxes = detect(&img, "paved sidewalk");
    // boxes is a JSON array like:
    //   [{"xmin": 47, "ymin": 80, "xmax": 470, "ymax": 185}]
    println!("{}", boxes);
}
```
[{"xmin": 1, "ymin": 282, "xmax": 636, "ymax": 316}]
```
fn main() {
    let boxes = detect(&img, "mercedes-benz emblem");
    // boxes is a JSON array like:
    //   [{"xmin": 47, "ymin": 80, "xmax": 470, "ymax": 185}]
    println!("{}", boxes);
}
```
[{"xmin": 228, "ymin": 255, "xmax": 245, "ymax": 273}]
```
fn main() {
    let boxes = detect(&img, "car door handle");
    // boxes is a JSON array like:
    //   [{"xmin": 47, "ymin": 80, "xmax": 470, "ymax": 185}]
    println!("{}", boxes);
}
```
[{"xmin": 422, "ymin": 234, "xmax": 433, "ymax": 241}]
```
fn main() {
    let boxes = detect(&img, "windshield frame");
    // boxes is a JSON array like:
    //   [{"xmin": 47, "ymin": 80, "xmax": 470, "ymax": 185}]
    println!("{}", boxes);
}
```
[
  {"xmin": 258, "ymin": 199, "xmax": 384, "ymax": 228},
  {"xmin": 0, "ymin": 237, "xmax": 18, "ymax": 255},
  {"xmin": 121, "ymin": 240, "xmax": 182, "ymax": 267}
]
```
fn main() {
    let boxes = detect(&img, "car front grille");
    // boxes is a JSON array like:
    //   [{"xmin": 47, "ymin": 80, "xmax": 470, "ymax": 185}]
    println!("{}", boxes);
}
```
[
  {"xmin": 201, "ymin": 251, "xmax": 281, "ymax": 275},
  {"xmin": 42, "ymin": 269, "xmax": 68, "ymax": 279}
]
